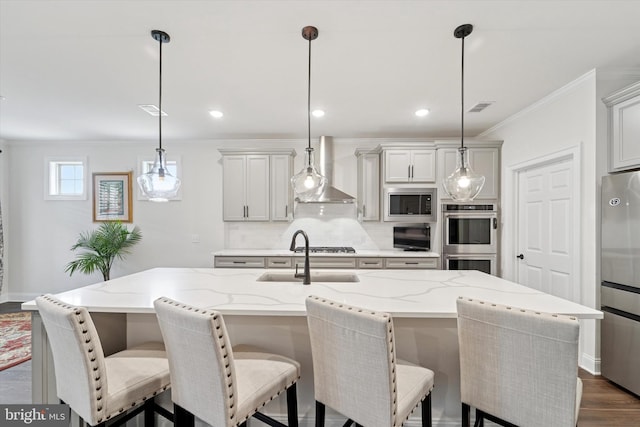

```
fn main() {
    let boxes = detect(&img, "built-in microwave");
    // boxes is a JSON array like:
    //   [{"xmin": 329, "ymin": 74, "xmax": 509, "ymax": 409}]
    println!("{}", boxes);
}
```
[{"xmin": 383, "ymin": 187, "xmax": 437, "ymax": 222}]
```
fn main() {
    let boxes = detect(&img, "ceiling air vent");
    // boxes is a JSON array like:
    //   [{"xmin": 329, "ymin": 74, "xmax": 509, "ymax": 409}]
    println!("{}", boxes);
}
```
[{"xmin": 468, "ymin": 101, "xmax": 494, "ymax": 113}]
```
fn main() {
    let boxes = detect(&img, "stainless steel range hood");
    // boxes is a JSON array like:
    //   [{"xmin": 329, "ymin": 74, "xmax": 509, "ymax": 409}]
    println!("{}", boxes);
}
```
[{"xmin": 297, "ymin": 136, "xmax": 356, "ymax": 204}]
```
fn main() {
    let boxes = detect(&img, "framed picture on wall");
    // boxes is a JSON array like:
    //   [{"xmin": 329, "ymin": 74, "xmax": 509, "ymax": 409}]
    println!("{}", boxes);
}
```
[{"xmin": 92, "ymin": 172, "xmax": 133, "ymax": 222}]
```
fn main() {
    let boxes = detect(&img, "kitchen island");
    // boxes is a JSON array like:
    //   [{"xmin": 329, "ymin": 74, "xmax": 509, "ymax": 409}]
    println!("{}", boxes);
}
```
[{"xmin": 23, "ymin": 268, "xmax": 601, "ymax": 426}]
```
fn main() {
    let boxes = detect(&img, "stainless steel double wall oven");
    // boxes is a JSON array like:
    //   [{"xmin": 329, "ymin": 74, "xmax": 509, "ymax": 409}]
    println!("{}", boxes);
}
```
[{"xmin": 442, "ymin": 203, "xmax": 499, "ymax": 275}]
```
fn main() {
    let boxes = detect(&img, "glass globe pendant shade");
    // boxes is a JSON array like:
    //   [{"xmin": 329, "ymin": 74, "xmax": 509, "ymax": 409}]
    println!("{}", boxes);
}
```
[
  {"xmin": 291, "ymin": 147, "xmax": 327, "ymax": 202},
  {"xmin": 443, "ymin": 147, "xmax": 485, "ymax": 201},
  {"xmin": 137, "ymin": 148, "xmax": 181, "ymax": 202}
]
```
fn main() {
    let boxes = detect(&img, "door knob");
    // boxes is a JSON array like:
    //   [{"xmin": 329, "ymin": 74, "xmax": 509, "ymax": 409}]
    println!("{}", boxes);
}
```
[{"xmin": 516, "ymin": 254, "xmax": 524, "ymax": 260}]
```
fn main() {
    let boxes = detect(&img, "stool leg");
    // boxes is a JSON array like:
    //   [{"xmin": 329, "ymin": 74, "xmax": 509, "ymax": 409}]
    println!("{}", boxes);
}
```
[
  {"xmin": 144, "ymin": 400, "xmax": 154, "ymax": 427},
  {"xmin": 287, "ymin": 384, "xmax": 299, "ymax": 427},
  {"xmin": 315, "ymin": 401, "xmax": 325, "ymax": 427},
  {"xmin": 422, "ymin": 393, "xmax": 432, "ymax": 427},
  {"xmin": 174, "ymin": 404, "xmax": 195, "ymax": 427},
  {"xmin": 462, "ymin": 403, "xmax": 471, "ymax": 427}
]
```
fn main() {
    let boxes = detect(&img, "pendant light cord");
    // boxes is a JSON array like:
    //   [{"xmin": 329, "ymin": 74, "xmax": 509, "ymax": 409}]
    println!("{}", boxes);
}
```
[
  {"xmin": 158, "ymin": 35, "xmax": 163, "ymax": 152},
  {"xmin": 460, "ymin": 34, "xmax": 465, "ymax": 150},
  {"xmin": 307, "ymin": 35, "xmax": 312, "ymax": 166}
]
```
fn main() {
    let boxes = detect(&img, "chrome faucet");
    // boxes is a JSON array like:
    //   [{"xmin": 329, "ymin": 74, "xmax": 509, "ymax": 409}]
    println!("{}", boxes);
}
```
[{"xmin": 289, "ymin": 230, "xmax": 311, "ymax": 285}]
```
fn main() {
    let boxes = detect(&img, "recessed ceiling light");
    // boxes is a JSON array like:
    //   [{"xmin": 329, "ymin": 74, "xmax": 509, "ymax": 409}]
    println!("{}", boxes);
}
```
[
  {"xmin": 312, "ymin": 109, "xmax": 325, "ymax": 118},
  {"xmin": 209, "ymin": 110, "xmax": 224, "ymax": 118},
  {"xmin": 415, "ymin": 109, "xmax": 430, "ymax": 117},
  {"xmin": 138, "ymin": 104, "xmax": 167, "ymax": 116}
]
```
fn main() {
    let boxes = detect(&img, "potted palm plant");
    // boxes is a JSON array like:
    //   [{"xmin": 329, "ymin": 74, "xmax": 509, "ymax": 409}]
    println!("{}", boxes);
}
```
[{"xmin": 65, "ymin": 222, "xmax": 142, "ymax": 281}]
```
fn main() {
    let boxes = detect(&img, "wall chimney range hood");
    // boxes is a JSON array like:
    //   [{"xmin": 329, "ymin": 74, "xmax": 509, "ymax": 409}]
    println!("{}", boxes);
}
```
[{"xmin": 296, "ymin": 136, "xmax": 355, "ymax": 204}]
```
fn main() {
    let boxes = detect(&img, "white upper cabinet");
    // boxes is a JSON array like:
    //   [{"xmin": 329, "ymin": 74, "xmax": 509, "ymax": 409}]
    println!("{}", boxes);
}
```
[
  {"xmin": 270, "ymin": 154, "xmax": 293, "ymax": 221},
  {"xmin": 603, "ymin": 81, "xmax": 640, "ymax": 172},
  {"xmin": 355, "ymin": 149, "xmax": 380, "ymax": 221},
  {"xmin": 223, "ymin": 154, "xmax": 270, "ymax": 221},
  {"xmin": 220, "ymin": 149, "xmax": 295, "ymax": 222},
  {"xmin": 384, "ymin": 149, "xmax": 436, "ymax": 183},
  {"xmin": 438, "ymin": 146, "xmax": 500, "ymax": 200}
]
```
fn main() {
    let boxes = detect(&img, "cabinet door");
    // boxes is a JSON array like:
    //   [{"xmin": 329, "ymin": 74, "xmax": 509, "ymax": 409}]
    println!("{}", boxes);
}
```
[
  {"xmin": 385, "ymin": 150, "xmax": 411, "ymax": 182},
  {"xmin": 358, "ymin": 153, "xmax": 380, "ymax": 221},
  {"xmin": 245, "ymin": 155, "xmax": 270, "ymax": 221},
  {"xmin": 270, "ymin": 155, "xmax": 292, "ymax": 221},
  {"xmin": 440, "ymin": 147, "xmax": 499, "ymax": 199},
  {"xmin": 223, "ymin": 156, "xmax": 247, "ymax": 221},
  {"xmin": 610, "ymin": 94, "xmax": 640, "ymax": 171},
  {"xmin": 410, "ymin": 150, "xmax": 436, "ymax": 182},
  {"xmin": 469, "ymin": 148, "xmax": 500, "ymax": 199}
]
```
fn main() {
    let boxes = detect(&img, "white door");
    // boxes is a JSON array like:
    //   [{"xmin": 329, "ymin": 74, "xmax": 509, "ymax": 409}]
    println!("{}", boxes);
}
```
[{"xmin": 516, "ymin": 158, "xmax": 576, "ymax": 301}]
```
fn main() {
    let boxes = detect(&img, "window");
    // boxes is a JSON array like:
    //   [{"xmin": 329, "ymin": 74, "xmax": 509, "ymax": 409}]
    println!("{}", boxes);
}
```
[
  {"xmin": 45, "ymin": 157, "xmax": 88, "ymax": 200},
  {"xmin": 137, "ymin": 155, "xmax": 182, "ymax": 200}
]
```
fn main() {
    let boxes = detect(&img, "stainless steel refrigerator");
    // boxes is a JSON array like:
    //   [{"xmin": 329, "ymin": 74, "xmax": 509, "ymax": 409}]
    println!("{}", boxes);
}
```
[{"xmin": 601, "ymin": 171, "xmax": 640, "ymax": 395}]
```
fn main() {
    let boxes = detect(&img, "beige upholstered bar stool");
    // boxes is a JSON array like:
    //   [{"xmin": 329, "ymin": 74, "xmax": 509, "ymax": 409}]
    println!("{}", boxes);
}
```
[
  {"xmin": 456, "ymin": 297, "xmax": 582, "ymax": 427},
  {"xmin": 153, "ymin": 296, "xmax": 300, "ymax": 427},
  {"xmin": 35, "ymin": 294, "xmax": 171, "ymax": 427},
  {"xmin": 305, "ymin": 295, "xmax": 435, "ymax": 427}
]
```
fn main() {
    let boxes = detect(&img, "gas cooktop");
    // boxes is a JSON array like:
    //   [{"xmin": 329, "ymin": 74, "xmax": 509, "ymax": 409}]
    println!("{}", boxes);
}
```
[{"xmin": 293, "ymin": 246, "xmax": 356, "ymax": 254}]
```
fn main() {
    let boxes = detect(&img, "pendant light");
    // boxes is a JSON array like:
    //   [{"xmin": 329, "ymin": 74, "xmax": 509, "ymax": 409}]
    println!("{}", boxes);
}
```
[
  {"xmin": 137, "ymin": 30, "xmax": 181, "ymax": 202},
  {"xmin": 290, "ymin": 26, "xmax": 327, "ymax": 202},
  {"xmin": 443, "ymin": 24, "xmax": 485, "ymax": 201}
]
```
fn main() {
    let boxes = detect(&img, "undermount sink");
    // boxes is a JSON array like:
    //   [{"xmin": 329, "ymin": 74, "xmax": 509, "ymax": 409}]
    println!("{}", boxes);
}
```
[{"xmin": 257, "ymin": 271, "xmax": 360, "ymax": 283}]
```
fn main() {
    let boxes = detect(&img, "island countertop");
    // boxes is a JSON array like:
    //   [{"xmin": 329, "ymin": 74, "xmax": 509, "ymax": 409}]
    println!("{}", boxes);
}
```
[{"xmin": 22, "ymin": 267, "xmax": 602, "ymax": 319}]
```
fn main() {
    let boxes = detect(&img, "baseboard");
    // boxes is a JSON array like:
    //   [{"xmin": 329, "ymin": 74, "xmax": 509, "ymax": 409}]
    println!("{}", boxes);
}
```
[
  {"xmin": 580, "ymin": 353, "xmax": 601, "ymax": 375},
  {"xmin": 6, "ymin": 292, "xmax": 40, "ymax": 302}
]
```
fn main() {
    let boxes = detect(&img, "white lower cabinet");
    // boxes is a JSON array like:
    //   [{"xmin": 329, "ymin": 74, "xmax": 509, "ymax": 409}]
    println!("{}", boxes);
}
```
[
  {"xmin": 357, "ymin": 258, "xmax": 384, "ymax": 269},
  {"xmin": 214, "ymin": 255, "xmax": 438, "ymax": 269},
  {"xmin": 214, "ymin": 256, "xmax": 266, "ymax": 268},
  {"xmin": 384, "ymin": 257, "xmax": 439, "ymax": 269},
  {"xmin": 294, "ymin": 257, "xmax": 358, "ymax": 269}
]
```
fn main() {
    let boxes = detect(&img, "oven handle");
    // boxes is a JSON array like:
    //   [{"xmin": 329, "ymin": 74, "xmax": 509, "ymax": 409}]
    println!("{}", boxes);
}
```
[{"xmin": 493, "ymin": 218, "xmax": 498, "ymax": 229}]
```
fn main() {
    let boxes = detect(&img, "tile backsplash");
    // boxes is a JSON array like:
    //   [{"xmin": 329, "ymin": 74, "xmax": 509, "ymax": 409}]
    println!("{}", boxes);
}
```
[{"xmin": 224, "ymin": 203, "xmax": 395, "ymax": 250}]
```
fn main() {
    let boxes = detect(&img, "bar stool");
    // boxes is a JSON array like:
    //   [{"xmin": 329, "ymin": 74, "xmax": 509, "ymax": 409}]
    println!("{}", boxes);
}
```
[
  {"xmin": 305, "ymin": 295, "xmax": 434, "ymax": 427},
  {"xmin": 456, "ymin": 297, "xmax": 582, "ymax": 427},
  {"xmin": 35, "ymin": 294, "xmax": 171, "ymax": 427},
  {"xmin": 153, "ymin": 296, "xmax": 300, "ymax": 427}
]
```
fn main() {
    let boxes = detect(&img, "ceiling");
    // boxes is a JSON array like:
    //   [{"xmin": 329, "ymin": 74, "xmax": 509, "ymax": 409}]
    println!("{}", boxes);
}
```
[{"xmin": 1, "ymin": 0, "xmax": 640, "ymax": 143}]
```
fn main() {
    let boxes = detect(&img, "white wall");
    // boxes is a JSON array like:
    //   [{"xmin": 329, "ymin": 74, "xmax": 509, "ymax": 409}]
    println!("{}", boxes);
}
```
[
  {"xmin": 481, "ymin": 69, "xmax": 640, "ymax": 373},
  {"xmin": 3, "ymin": 137, "xmax": 398, "ymax": 300}
]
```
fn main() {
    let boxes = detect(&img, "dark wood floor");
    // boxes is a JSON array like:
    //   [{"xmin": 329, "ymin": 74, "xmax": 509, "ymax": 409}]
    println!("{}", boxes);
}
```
[
  {"xmin": 578, "ymin": 369, "xmax": 640, "ymax": 426},
  {"xmin": 1, "ymin": 302, "xmax": 639, "ymax": 424},
  {"xmin": 0, "ymin": 301, "xmax": 23, "ymax": 314}
]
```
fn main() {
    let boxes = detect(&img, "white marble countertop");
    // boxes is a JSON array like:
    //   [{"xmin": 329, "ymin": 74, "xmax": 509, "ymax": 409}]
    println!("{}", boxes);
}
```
[
  {"xmin": 23, "ymin": 268, "xmax": 601, "ymax": 319},
  {"xmin": 213, "ymin": 249, "xmax": 440, "ymax": 258}
]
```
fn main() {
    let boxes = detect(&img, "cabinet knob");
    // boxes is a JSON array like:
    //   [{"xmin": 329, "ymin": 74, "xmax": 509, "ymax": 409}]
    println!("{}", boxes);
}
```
[{"xmin": 516, "ymin": 253, "xmax": 524, "ymax": 260}]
